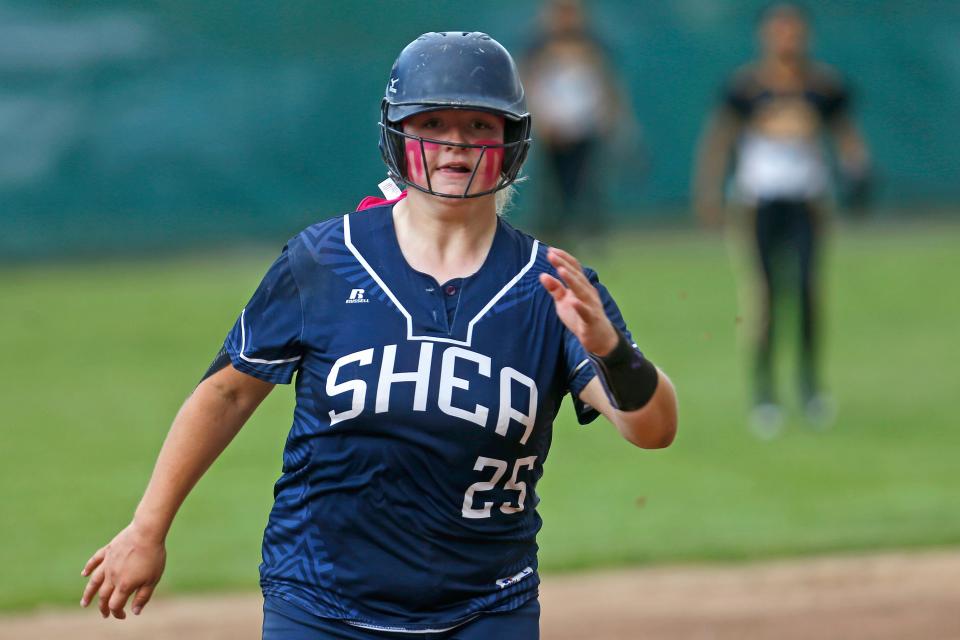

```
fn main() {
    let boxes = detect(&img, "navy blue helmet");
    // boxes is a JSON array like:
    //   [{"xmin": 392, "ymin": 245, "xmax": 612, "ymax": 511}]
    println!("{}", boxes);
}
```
[{"xmin": 379, "ymin": 32, "xmax": 533, "ymax": 198}]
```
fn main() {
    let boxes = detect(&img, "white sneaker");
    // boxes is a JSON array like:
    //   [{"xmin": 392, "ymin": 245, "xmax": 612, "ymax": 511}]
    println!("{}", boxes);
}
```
[
  {"xmin": 804, "ymin": 394, "xmax": 836, "ymax": 430},
  {"xmin": 750, "ymin": 403, "xmax": 785, "ymax": 440}
]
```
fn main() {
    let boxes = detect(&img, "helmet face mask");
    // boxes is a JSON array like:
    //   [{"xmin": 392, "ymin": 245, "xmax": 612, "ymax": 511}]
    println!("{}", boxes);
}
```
[
  {"xmin": 379, "ymin": 105, "xmax": 531, "ymax": 199},
  {"xmin": 379, "ymin": 32, "xmax": 532, "ymax": 199}
]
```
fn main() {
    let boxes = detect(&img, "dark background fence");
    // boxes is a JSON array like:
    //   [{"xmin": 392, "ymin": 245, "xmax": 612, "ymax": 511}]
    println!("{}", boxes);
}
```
[{"xmin": 2, "ymin": 0, "xmax": 958, "ymax": 259}]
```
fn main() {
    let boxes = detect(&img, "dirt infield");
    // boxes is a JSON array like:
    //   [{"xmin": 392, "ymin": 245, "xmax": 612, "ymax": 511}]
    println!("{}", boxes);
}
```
[{"xmin": 5, "ymin": 550, "xmax": 958, "ymax": 639}]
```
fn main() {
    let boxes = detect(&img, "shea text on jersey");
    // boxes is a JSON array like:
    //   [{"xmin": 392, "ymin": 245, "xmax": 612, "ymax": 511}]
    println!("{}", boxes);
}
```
[{"xmin": 326, "ymin": 342, "xmax": 538, "ymax": 446}]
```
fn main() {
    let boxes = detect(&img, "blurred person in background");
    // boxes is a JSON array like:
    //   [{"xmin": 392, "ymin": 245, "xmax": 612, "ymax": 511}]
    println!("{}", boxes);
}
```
[
  {"xmin": 693, "ymin": 3, "xmax": 870, "ymax": 437},
  {"xmin": 521, "ymin": 0, "xmax": 640, "ymax": 249}
]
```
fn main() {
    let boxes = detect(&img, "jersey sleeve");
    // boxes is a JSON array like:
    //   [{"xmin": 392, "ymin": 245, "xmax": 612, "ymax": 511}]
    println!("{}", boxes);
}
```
[
  {"xmin": 223, "ymin": 247, "xmax": 304, "ymax": 384},
  {"xmin": 819, "ymin": 78, "xmax": 850, "ymax": 122},
  {"xmin": 563, "ymin": 268, "xmax": 640, "ymax": 425},
  {"xmin": 720, "ymin": 71, "xmax": 755, "ymax": 120}
]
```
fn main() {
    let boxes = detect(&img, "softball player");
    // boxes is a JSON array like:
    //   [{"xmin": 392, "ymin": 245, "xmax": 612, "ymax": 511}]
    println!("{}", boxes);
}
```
[
  {"xmin": 693, "ymin": 4, "xmax": 870, "ymax": 436},
  {"xmin": 80, "ymin": 31, "xmax": 678, "ymax": 639}
]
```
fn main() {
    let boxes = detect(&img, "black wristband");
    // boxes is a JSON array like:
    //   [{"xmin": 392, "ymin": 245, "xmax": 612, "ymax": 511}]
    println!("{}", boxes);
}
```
[{"xmin": 587, "ymin": 330, "xmax": 659, "ymax": 412}]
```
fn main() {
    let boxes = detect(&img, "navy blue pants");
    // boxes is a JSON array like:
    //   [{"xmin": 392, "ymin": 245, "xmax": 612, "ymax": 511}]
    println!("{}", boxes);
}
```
[
  {"xmin": 262, "ymin": 595, "xmax": 540, "ymax": 640},
  {"xmin": 752, "ymin": 198, "xmax": 821, "ymax": 403},
  {"xmin": 539, "ymin": 138, "xmax": 602, "ymax": 243}
]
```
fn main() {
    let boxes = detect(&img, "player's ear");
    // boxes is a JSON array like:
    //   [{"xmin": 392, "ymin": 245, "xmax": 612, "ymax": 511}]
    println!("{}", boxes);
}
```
[
  {"xmin": 502, "ymin": 118, "xmax": 530, "ymax": 176},
  {"xmin": 378, "ymin": 99, "xmax": 409, "ymax": 184}
]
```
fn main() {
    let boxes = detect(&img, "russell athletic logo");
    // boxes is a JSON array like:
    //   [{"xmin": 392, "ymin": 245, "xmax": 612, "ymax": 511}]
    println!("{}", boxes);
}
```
[{"xmin": 346, "ymin": 289, "xmax": 370, "ymax": 304}]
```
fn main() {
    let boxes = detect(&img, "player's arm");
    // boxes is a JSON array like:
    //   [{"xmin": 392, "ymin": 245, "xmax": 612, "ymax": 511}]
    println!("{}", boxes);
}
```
[
  {"xmin": 578, "ymin": 370, "xmax": 677, "ymax": 449},
  {"xmin": 80, "ymin": 365, "xmax": 273, "ymax": 620},
  {"xmin": 831, "ymin": 114, "xmax": 869, "ymax": 169},
  {"xmin": 830, "ymin": 113, "xmax": 871, "ymax": 208},
  {"xmin": 692, "ymin": 107, "xmax": 742, "ymax": 228},
  {"xmin": 539, "ymin": 248, "xmax": 678, "ymax": 449}
]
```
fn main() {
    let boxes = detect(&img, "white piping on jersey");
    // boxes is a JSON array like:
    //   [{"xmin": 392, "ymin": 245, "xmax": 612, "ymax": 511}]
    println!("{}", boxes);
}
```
[
  {"xmin": 569, "ymin": 342, "xmax": 637, "ymax": 390},
  {"xmin": 346, "ymin": 614, "xmax": 480, "ymax": 634},
  {"xmin": 571, "ymin": 343, "xmax": 637, "ymax": 379},
  {"xmin": 571, "ymin": 358, "xmax": 591, "ymax": 377},
  {"xmin": 238, "ymin": 308, "xmax": 302, "ymax": 365},
  {"xmin": 343, "ymin": 214, "xmax": 539, "ymax": 347}
]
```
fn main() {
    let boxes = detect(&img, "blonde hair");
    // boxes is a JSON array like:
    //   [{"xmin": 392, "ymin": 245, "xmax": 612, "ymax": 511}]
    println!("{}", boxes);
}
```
[
  {"xmin": 495, "ymin": 184, "xmax": 515, "ymax": 216},
  {"xmin": 495, "ymin": 176, "xmax": 527, "ymax": 216}
]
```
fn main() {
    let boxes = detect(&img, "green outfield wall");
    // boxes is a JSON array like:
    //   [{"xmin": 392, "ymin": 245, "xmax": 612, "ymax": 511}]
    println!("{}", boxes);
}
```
[{"xmin": 2, "ymin": 1, "xmax": 958, "ymax": 258}]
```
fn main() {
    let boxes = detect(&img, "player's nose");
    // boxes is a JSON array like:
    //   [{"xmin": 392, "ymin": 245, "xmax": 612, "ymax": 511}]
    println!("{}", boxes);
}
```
[{"xmin": 441, "ymin": 124, "xmax": 473, "ymax": 148}]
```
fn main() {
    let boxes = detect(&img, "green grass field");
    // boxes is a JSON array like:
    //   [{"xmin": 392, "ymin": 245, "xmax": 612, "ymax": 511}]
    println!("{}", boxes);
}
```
[{"xmin": 1, "ymin": 220, "xmax": 958, "ymax": 612}]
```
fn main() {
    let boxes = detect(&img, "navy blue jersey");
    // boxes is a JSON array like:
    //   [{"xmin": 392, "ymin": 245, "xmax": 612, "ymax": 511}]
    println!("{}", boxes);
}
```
[
  {"xmin": 719, "ymin": 64, "xmax": 851, "ymax": 203},
  {"xmin": 222, "ymin": 201, "xmax": 636, "ymax": 633},
  {"xmin": 722, "ymin": 63, "xmax": 849, "ymax": 125}
]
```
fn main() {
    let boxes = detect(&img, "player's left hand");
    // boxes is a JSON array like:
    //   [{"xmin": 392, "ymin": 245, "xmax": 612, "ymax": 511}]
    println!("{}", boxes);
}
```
[{"xmin": 539, "ymin": 247, "xmax": 619, "ymax": 356}]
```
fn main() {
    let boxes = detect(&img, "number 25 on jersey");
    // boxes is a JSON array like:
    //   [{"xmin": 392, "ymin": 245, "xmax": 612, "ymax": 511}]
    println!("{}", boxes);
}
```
[{"xmin": 462, "ymin": 455, "xmax": 537, "ymax": 519}]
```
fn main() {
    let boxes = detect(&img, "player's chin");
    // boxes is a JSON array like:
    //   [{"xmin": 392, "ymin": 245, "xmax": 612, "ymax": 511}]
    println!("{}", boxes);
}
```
[{"xmin": 428, "ymin": 176, "xmax": 495, "ymax": 198}]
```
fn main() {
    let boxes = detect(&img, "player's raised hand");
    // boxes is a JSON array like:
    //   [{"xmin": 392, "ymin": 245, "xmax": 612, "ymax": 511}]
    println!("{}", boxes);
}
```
[
  {"xmin": 539, "ymin": 247, "xmax": 619, "ymax": 356},
  {"xmin": 80, "ymin": 523, "xmax": 166, "ymax": 619}
]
